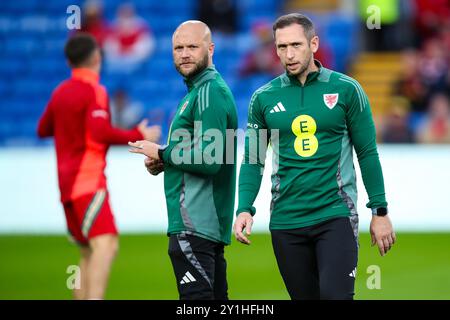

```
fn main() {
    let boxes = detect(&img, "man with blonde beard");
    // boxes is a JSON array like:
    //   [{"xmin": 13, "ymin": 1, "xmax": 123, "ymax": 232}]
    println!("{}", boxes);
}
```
[{"xmin": 129, "ymin": 21, "xmax": 238, "ymax": 300}]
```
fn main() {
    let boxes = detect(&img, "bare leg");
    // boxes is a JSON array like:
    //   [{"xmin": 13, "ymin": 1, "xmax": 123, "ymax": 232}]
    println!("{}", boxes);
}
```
[
  {"xmin": 74, "ymin": 246, "xmax": 92, "ymax": 300},
  {"xmin": 86, "ymin": 234, "xmax": 119, "ymax": 299}
]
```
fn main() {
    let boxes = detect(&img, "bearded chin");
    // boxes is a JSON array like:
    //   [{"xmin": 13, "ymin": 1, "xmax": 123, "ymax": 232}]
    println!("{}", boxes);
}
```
[
  {"xmin": 286, "ymin": 55, "xmax": 312, "ymax": 77},
  {"xmin": 177, "ymin": 54, "xmax": 209, "ymax": 78}
]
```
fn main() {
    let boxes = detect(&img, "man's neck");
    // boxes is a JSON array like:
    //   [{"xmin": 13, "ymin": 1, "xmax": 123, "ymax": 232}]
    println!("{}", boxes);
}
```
[
  {"xmin": 185, "ymin": 63, "xmax": 215, "ymax": 86},
  {"xmin": 79, "ymin": 64, "xmax": 99, "ymax": 75},
  {"xmin": 297, "ymin": 59, "xmax": 318, "ymax": 85},
  {"xmin": 72, "ymin": 67, "xmax": 100, "ymax": 83}
]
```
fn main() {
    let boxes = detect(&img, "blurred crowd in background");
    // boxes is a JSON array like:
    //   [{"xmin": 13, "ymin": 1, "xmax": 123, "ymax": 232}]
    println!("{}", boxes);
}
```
[{"xmin": 0, "ymin": 0, "xmax": 449, "ymax": 145}]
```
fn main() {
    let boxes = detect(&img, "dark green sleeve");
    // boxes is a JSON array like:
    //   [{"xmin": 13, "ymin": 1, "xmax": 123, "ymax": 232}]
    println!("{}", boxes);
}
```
[
  {"xmin": 162, "ymin": 86, "xmax": 227, "ymax": 175},
  {"xmin": 236, "ymin": 93, "xmax": 268, "ymax": 216},
  {"xmin": 345, "ymin": 81, "xmax": 388, "ymax": 209}
]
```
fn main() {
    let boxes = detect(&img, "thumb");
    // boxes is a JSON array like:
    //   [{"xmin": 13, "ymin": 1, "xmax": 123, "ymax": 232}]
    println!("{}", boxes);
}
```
[
  {"xmin": 139, "ymin": 118, "xmax": 149, "ymax": 127},
  {"xmin": 370, "ymin": 233, "xmax": 376, "ymax": 246},
  {"xmin": 245, "ymin": 218, "xmax": 252, "ymax": 235},
  {"xmin": 151, "ymin": 125, "xmax": 162, "ymax": 135}
]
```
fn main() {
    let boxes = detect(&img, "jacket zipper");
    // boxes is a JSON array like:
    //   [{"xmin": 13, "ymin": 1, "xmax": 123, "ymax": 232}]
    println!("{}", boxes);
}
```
[{"xmin": 300, "ymin": 84, "xmax": 304, "ymax": 109}]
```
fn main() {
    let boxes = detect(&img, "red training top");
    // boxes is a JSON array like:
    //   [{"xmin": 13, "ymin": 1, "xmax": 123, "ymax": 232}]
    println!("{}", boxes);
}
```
[{"xmin": 37, "ymin": 68, "xmax": 143, "ymax": 202}]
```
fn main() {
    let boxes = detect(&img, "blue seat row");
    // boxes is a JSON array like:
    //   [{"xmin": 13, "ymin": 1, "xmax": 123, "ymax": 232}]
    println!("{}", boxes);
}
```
[{"xmin": 0, "ymin": 0, "xmax": 358, "ymax": 144}]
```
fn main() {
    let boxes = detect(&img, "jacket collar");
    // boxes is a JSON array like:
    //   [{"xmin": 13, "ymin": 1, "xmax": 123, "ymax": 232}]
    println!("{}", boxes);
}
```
[
  {"xmin": 283, "ymin": 59, "xmax": 323, "ymax": 86},
  {"xmin": 184, "ymin": 65, "xmax": 217, "ymax": 91},
  {"xmin": 72, "ymin": 68, "xmax": 99, "ymax": 84}
]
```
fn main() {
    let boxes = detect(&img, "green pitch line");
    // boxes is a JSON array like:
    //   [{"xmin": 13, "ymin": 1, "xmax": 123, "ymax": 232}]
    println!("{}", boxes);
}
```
[{"xmin": 0, "ymin": 233, "xmax": 449, "ymax": 300}]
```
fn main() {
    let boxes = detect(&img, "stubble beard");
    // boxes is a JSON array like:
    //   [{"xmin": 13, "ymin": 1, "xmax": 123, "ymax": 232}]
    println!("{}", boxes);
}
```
[
  {"xmin": 175, "ymin": 54, "xmax": 209, "ymax": 79},
  {"xmin": 285, "ymin": 53, "xmax": 312, "ymax": 78}
]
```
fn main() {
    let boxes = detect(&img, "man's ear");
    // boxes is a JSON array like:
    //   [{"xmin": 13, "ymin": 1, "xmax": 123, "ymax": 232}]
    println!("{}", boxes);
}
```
[
  {"xmin": 92, "ymin": 49, "xmax": 102, "ymax": 66},
  {"xmin": 275, "ymin": 42, "xmax": 282, "ymax": 58},
  {"xmin": 310, "ymin": 36, "xmax": 319, "ymax": 54},
  {"xmin": 209, "ymin": 42, "xmax": 215, "ymax": 58}
]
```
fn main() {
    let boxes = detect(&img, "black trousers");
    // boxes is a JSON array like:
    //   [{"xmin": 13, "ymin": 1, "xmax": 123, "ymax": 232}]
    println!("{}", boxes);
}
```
[
  {"xmin": 168, "ymin": 233, "xmax": 228, "ymax": 300},
  {"xmin": 271, "ymin": 217, "xmax": 358, "ymax": 300}
]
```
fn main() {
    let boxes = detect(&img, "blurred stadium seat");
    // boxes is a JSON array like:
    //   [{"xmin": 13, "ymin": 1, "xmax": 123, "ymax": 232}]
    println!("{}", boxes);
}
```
[{"xmin": 0, "ymin": 0, "xmax": 357, "ymax": 145}]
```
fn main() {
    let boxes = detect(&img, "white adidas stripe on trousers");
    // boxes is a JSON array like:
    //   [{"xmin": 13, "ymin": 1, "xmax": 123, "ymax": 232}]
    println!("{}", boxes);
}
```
[{"xmin": 180, "ymin": 271, "xmax": 197, "ymax": 284}]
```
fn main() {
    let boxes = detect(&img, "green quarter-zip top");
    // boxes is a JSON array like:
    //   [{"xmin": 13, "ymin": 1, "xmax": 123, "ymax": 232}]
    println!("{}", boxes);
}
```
[
  {"xmin": 237, "ymin": 60, "xmax": 387, "ymax": 230},
  {"xmin": 161, "ymin": 66, "xmax": 238, "ymax": 244}
]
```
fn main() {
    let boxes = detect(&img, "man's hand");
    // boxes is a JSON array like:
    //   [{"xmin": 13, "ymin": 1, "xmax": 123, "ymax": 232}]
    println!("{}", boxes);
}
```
[
  {"xmin": 128, "ymin": 140, "xmax": 160, "ymax": 159},
  {"xmin": 144, "ymin": 157, "xmax": 164, "ymax": 176},
  {"xmin": 370, "ymin": 215, "xmax": 396, "ymax": 256},
  {"xmin": 233, "ymin": 212, "xmax": 253, "ymax": 245},
  {"xmin": 137, "ymin": 119, "xmax": 161, "ymax": 142}
]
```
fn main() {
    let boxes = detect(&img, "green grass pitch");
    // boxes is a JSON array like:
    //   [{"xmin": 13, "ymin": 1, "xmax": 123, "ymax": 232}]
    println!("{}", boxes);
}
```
[{"xmin": 0, "ymin": 232, "xmax": 449, "ymax": 299}]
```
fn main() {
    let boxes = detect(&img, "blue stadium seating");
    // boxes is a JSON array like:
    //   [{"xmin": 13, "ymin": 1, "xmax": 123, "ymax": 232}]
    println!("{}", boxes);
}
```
[{"xmin": 0, "ymin": 0, "xmax": 358, "ymax": 145}]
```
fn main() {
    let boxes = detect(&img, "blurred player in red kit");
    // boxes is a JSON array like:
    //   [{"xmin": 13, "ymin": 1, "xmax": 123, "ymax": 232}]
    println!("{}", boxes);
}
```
[{"xmin": 37, "ymin": 33, "xmax": 160, "ymax": 299}]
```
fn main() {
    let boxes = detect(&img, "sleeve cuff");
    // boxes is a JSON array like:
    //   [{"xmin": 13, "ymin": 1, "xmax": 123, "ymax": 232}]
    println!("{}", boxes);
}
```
[
  {"xmin": 236, "ymin": 206, "xmax": 256, "ymax": 217},
  {"xmin": 133, "ymin": 128, "xmax": 144, "ymax": 140},
  {"xmin": 162, "ymin": 144, "xmax": 174, "ymax": 164}
]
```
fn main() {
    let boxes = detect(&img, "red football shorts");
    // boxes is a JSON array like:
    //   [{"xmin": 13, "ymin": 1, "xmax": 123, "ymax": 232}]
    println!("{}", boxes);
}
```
[{"xmin": 62, "ymin": 189, "xmax": 118, "ymax": 246}]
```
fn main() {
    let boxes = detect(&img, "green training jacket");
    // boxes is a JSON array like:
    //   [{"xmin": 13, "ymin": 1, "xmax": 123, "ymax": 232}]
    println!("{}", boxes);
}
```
[
  {"xmin": 237, "ymin": 60, "xmax": 387, "ymax": 231},
  {"xmin": 160, "ymin": 66, "xmax": 238, "ymax": 244}
]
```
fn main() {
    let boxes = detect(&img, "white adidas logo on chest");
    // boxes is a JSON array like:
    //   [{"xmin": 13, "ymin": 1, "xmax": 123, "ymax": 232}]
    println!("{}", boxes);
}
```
[{"xmin": 270, "ymin": 102, "xmax": 286, "ymax": 113}]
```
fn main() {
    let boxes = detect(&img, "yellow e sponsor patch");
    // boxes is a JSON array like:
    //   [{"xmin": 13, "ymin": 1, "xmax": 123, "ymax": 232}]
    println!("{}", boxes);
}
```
[{"xmin": 291, "ymin": 115, "xmax": 318, "ymax": 157}]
